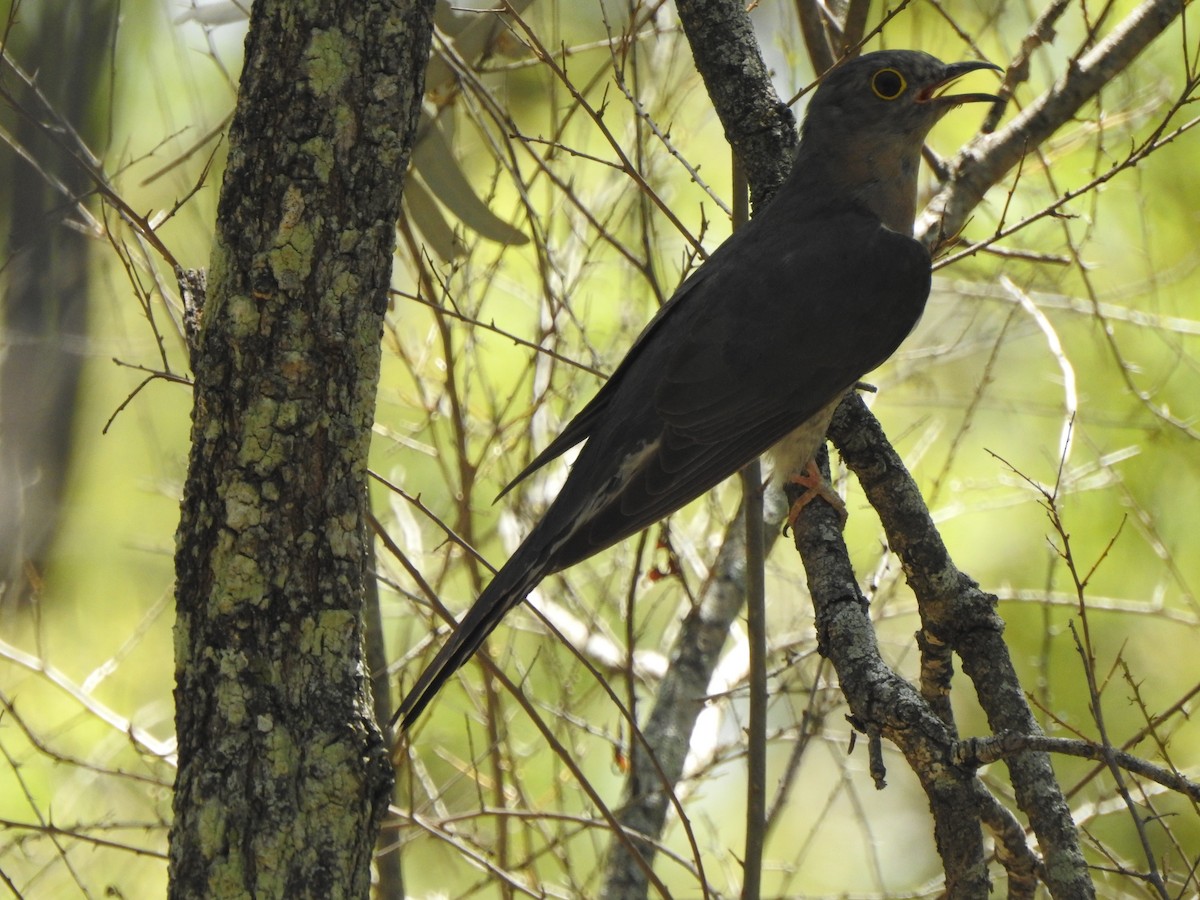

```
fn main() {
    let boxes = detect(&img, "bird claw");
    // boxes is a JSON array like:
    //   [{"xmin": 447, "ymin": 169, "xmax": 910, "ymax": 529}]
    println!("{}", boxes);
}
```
[{"xmin": 783, "ymin": 460, "xmax": 847, "ymax": 534}]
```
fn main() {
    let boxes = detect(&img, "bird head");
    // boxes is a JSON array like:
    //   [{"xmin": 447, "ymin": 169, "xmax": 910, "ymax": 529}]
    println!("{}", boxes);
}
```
[
  {"xmin": 794, "ymin": 50, "xmax": 1003, "ymax": 232},
  {"xmin": 802, "ymin": 50, "xmax": 1003, "ymax": 144}
]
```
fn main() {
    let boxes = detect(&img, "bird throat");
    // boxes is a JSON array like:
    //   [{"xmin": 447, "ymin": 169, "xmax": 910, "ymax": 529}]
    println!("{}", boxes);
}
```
[{"xmin": 792, "ymin": 139, "xmax": 921, "ymax": 236}]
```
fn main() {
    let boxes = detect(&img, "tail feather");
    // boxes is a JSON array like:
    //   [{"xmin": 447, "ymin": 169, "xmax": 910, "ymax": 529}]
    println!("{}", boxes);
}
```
[{"xmin": 394, "ymin": 552, "xmax": 552, "ymax": 731}]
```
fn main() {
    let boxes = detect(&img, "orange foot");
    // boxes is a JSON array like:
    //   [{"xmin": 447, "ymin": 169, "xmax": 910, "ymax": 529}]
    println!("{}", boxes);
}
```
[{"xmin": 785, "ymin": 460, "xmax": 847, "ymax": 533}]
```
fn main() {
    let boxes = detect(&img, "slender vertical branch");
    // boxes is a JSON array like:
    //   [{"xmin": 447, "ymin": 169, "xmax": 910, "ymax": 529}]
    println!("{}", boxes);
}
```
[
  {"xmin": 733, "ymin": 156, "xmax": 767, "ymax": 900},
  {"xmin": 740, "ymin": 464, "xmax": 767, "ymax": 900}
]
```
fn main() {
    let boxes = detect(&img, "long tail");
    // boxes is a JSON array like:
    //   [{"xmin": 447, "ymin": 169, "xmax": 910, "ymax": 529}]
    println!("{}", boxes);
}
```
[{"xmin": 393, "ymin": 547, "xmax": 554, "ymax": 731}]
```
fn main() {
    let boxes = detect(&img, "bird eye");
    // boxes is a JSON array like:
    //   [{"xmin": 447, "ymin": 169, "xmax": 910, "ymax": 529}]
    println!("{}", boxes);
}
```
[{"xmin": 871, "ymin": 68, "xmax": 906, "ymax": 100}]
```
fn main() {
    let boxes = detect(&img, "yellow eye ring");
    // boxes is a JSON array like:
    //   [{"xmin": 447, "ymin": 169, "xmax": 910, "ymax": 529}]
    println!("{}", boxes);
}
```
[{"xmin": 871, "ymin": 68, "xmax": 907, "ymax": 100}]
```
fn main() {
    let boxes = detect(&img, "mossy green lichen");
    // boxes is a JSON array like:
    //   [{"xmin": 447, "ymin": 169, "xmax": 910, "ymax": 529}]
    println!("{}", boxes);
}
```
[
  {"xmin": 222, "ymin": 479, "xmax": 263, "ymax": 530},
  {"xmin": 238, "ymin": 396, "xmax": 291, "ymax": 475},
  {"xmin": 268, "ymin": 231, "xmax": 314, "ymax": 293},
  {"xmin": 260, "ymin": 717, "xmax": 300, "ymax": 779},
  {"xmin": 305, "ymin": 29, "xmax": 355, "ymax": 96},
  {"xmin": 299, "ymin": 610, "xmax": 355, "ymax": 656},
  {"xmin": 226, "ymin": 291, "xmax": 262, "ymax": 337},
  {"xmin": 326, "ymin": 511, "xmax": 359, "ymax": 559},
  {"xmin": 301, "ymin": 136, "xmax": 334, "ymax": 182},
  {"xmin": 212, "ymin": 551, "xmax": 267, "ymax": 613},
  {"xmin": 213, "ymin": 651, "xmax": 251, "ymax": 726},
  {"xmin": 196, "ymin": 798, "xmax": 230, "ymax": 860}
]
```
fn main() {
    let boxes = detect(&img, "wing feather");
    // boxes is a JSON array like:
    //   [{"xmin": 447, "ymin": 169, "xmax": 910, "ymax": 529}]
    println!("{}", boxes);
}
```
[
  {"xmin": 513, "ymin": 205, "xmax": 930, "ymax": 571},
  {"xmin": 546, "ymin": 208, "xmax": 928, "ymax": 565}
]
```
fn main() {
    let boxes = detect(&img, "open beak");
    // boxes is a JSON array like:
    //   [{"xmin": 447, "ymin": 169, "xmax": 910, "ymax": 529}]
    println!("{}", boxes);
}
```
[{"xmin": 919, "ymin": 60, "xmax": 1004, "ymax": 106}]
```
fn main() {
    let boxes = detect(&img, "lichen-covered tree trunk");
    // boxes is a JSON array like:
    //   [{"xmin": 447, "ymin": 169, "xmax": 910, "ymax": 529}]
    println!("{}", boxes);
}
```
[{"xmin": 168, "ymin": 2, "xmax": 434, "ymax": 897}]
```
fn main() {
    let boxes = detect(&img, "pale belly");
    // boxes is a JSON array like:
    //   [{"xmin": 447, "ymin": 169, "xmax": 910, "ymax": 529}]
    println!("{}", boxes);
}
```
[{"xmin": 764, "ymin": 396, "xmax": 842, "ymax": 483}]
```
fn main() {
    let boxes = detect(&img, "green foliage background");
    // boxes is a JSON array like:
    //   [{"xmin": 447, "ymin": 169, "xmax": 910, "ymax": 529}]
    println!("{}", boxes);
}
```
[{"xmin": 1, "ymin": 0, "xmax": 1198, "ymax": 896}]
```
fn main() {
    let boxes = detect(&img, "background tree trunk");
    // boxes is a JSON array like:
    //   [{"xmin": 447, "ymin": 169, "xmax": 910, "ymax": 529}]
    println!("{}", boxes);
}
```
[
  {"xmin": 0, "ymin": 2, "xmax": 118, "ymax": 607},
  {"xmin": 168, "ymin": 2, "xmax": 434, "ymax": 896}
]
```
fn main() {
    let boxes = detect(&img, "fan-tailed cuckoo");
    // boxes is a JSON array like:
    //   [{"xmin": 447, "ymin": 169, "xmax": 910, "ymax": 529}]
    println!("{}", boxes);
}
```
[{"xmin": 395, "ymin": 50, "xmax": 1002, "ymax": 731}]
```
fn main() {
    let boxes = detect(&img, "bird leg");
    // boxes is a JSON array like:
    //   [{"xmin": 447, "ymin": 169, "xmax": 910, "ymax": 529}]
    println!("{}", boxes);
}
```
[{"xmin": 784, "ymin": 459, "xmax": 847, "ymax": 533}]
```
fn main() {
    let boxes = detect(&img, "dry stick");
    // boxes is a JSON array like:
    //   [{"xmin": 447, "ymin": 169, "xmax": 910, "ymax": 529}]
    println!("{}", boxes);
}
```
[
  {"xmin": 391, "ymin": 288, "xmax": 608, "ymax": 378},
  {"xmin": 439, "ymin": 22, "xmax": 670, "ymax": 296},
  {"xmin": 933, "ymin": 109, "xmax": 1200, "ymax": 272},
  {"xmin": 0, "ymin": 691, "xmax": 169, "ymax": 788},
  {"xmin": 600, "ymin": 1, "xmax": 734, "ymax": 219},
  {"xmin": 1065, "ymin": 681, "xmax": 1200, "ymax": 801},
  {"xmin": 762, "ymin": 655, "xmax": 833, "ymax": 836},
  {"xmin": 1056, "ymin": 516, "xmax": 1169, "ymax": 898},
  {"xmin": 0, "ymin": 815, "xmax": 167, "ymax": 861},
  {"xmin": 623, "ymin": 530, "xmax": 652, "ymax": 759},
  {"xmin": 400, "ymin": 813, "xmax": 558, "ymax": 898},
  {"xmin": 956, "ymin": 732, "xmax": 1200, "ymax": 802},
  {"xmin": 375, "ymin": 481, "xmax": 716, "ymax": 892},
  {"xmin": 795, "ymin": 0, "xmax": 836, "ymax": 73},
  {"xmin": 991, "ymin": 443, "xmax": 1174, "ymax": 894},
  {"xmin": 0, "ymin": 637, "xmax": 176, "ymax": 761},
  {"xmin": 402, "ymin": 805, "xmax": 704, "ymax": 895},
  {"xmin": 423, "ymin": 242, "xmax": 520, "ymax": 897},
  {"xmin": 0, "ymin": 49, "xmax": 177, "ymax": 268},
  {"xmin": 602, "ymin": 494, "xmax": 777, "ymax": 899},
  {"xmin": 841, "ymin": 0, "xmax": 873, "ymax": 50},
  {"xmin": 973, "ymin": 783, "xmax": 1043, "ymax": 899},
  {"xmin": 501, "ymin": 2, "xmax": 707, "ymax": 255},
  {"xmin": 982, "ymin": 0, "xmax": 1073, "ymax": 134}
]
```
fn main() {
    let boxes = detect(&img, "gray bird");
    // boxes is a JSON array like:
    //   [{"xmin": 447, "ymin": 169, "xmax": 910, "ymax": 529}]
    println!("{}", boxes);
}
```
[{"xmin": 395, "ymin": 50, "xmax": 1001, "ymax": 730}]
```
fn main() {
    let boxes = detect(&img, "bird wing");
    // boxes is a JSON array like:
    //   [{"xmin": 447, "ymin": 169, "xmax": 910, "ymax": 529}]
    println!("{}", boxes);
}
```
[
  {"xmin": 657, "ymin": 210, "xmax": 931, "ymax": 443},
  {"xmin": 541, "ymin": 207, "xmax": 931, "ymax": 567}
]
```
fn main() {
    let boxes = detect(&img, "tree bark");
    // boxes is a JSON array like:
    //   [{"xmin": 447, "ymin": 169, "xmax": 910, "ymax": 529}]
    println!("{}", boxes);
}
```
[{"xmin": 169, "ymin": 1, "xmax": 434, "ymax": 897}]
